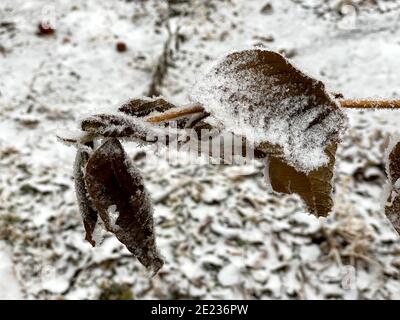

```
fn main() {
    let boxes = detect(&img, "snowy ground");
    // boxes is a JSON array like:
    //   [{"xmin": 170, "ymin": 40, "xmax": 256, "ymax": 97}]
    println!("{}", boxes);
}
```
[{"xmin": 0, "ymin": 0, "xmax": 400, "ymax": 299}]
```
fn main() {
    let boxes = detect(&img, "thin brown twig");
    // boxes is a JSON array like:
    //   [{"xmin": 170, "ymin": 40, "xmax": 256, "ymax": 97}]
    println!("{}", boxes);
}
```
[
  {"xmin": 339, "ymin": 99, "xmax": 400, "ymax": 109},
  {"xmin": 144, "ymin": 104, "xmax": 205, "ymax": 123}
]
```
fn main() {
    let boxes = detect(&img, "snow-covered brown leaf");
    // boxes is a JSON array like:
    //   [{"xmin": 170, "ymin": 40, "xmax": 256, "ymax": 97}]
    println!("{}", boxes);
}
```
[
  {"xmin": 385, "ymin": 139, "xmax": 400, "ymax": 233},
  {"xmin": 266, "ymin": 144, "xmax": 337, "ymax": 217},
  {"xmin": 190, "ymin": 49, "xmax": 348, "ymax": 172},
  {"xmin": 80, "ymin": 114, "xmax": 158, "ymax": 143},
  {"xmin": 119, "ymin": 97, "xmax": 175, "ymax": 117},
  {"xmin": 84, "ymin": 138, "xmax": 164, "ymax": 274},
  {"xmin": 74, "ymin": 144, "xmax": 98, "ymax": 246}
]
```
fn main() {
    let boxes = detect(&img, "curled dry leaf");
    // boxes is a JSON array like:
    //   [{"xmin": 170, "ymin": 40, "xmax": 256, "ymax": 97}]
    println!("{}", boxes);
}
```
[
  {"xmin": 81, "ymin": 114, "xmax": 158, "ymax": 143},
  {"xmin": 74, "ymin": 143, "xmax": 98, "ymax": 246},
  {"xmin": 190, "ymin": 49, "xmax": 347, "ymax": 172},
  {"xmin": 84, "ymin": 138, "xmax": 164, "ymax": 274},
  {"xmin": 119, "ymin": 97, "xmax": 175, "ymax": 117},
  {"xmin": 81, "ymin": 102, "xmax": 205, "ymax": 142},
  {"xmin": 388, "ymin": 140, "xmax": 400, "ymax": 183},
  {"xmin": 267, "ymin": 144, "xmax": 337, "ymax": 217},
  {"xmin": 385, "ymin": 139, "xmax": 400, "ymax": 234}
]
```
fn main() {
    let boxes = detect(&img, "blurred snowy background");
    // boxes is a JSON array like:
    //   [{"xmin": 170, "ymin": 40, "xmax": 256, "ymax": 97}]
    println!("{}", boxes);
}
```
[{"xmin": 1, "ymin": 0, "xmax": 400, "ymax": 300}]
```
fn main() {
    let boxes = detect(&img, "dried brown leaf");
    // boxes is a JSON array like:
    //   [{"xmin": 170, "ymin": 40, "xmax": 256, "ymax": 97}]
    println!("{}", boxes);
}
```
[
  {"xmin": 385, "ymin": 140, "xmax": 400, "ymax": 234},
  {"xmin": 267, "ymin": 144, "xmax": 337, "ymax": 217},
  {"xmin": 191, "ymin": 49, "xmax": 347, "ymax": 172},
  {"xmin": 74, "ymin": 144, "xmax": 98, "ymax": 246},
  {"xmin": 81, "ymin": 114, "xmax": 157, "ymax": 142},
  {"xmin": 84, "ymin": 138, "xmax": 164, "ymax": 273},
  {"xmin": 386, "ymin": 196, "xmax": 400, "ymax": 234},
  {"xmin": 388, "ymin": 141, "xmax": 400, "ymax": 183},
  {"xmin": 119, "ymin": 97, "xmax": 175, "ymax": 117}
]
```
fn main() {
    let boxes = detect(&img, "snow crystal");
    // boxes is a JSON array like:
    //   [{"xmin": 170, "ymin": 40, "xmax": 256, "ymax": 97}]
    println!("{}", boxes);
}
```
[
  {"xmin": 82, "ymin": 112, "xmax": 161, "ymax": 142},
  {"xmin": 299, "ymin": 245, "xmax": 320, "ymax": 262},
  {"xmin": 107, "ymin": 204, "xmax": 120, "ymax": 231},
  {"xmin": 189, "ymin": 49, "xmax": 348, "ymax": 172},
  {"xmin": 217, "ymin": 264, "xmax": 242, "ymax": 286},
  {"xmin": 40, "ymin": 271, "xmax": 69, "ymax": 294},
  {"xmin": 201, "ymin": 184, "xmax": 228, "ymax": 203},
  {"xmin": 92, "ymin": 220, "xmax": 106, "ymax": 246},
  {"xmin": 252, "ymin": 270, "xmax": 269, "ymax": 283}
]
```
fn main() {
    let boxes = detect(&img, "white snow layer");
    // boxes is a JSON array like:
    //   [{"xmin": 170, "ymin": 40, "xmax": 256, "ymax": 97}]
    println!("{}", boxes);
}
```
[
  {"xmin": 0, "ymin": 241, "xmax": 23, "ymax": 299},
  {"xmin": 107, "ymin": 204, "xmax": 120, "ymax": 231}
]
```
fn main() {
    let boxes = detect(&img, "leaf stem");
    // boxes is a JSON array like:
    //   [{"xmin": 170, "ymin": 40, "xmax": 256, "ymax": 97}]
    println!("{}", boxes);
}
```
[
  {"xmin": 340, "ymin": 99, "xmax": 400, "ymax": 109},
  {"xmin": 144, "ymin": 104, "xmax": 205, "ymax": 123}
]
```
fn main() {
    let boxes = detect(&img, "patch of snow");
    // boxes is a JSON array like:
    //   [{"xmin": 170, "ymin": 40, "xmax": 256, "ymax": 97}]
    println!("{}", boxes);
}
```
[
  {"xmin": 217, "ymin": 264, "xmax": 242, "ymax": 287},
  {"xmin": 92, "ymin": 220, "xmax": 106, "ymax": 246},
  {"xmin": 0, "ymin": 241, "xmax": 23, "ymax": 299},
  {"xmin": 299, "ymin": 245, "xmax": 320, "ymax": 262},
  {"xmin": 107, "ymin": 204, "xmax": 120, "ymax": 230},
  {"xmin": 40, "ymin": 265, "xmax": 69, "ymax": 294}
]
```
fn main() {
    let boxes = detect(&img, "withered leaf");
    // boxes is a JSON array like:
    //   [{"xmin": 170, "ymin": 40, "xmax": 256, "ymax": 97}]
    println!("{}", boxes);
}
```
[
  {"xmin": 74, "ymin": 143, "xmax": 98, "ymax": 246},
  {"xmin": 388, "ymin": 141, "xmax": 400, "ymax": 183},
  {"xmin": 119, "ymin": 97, "xmax": 175, "ymax": 117},
  {"xmin": 84, "ymin": 138, "xmax": 164, "ymax": 273},
  {"xmin": 385, "ymin": 140, "xmax": 400, "ymax": 234},
  {"xmin": 267, "ymin": 144, "xmax": 337, "ymax": 217},
  {"xmin": 386, "ymin": 195, "xmax": 400, "ymax": 235},
  {"xmin": 81, "ymin": 114, "xmax": 157, "ymax": 143},
  {"xmin": 190, "ymin": 49, "xmax": 347, "ymax": 172}
]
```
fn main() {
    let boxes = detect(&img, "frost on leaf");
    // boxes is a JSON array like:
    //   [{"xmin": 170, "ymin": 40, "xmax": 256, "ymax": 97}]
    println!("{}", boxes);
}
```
[
  {"xmin": 84, "ymin": 138, "xmax": 164, "ymax": 274},
  {"xmin": 267, "ymin": 144, "xmax": 337, "ymax": 217},
  {"xmin": 190, "ymin": 49, "xmax": 347, "ymax": 172},
  {"xmin": 384, "ymin": 139, "xmax": 400, "ymax": 234},
  {"xmin": 119, "ymin": 97, "xmax": 175, "ymax": 117},
  {"xmin": 81, "ymin": 113, "xmax": 158, "ymax": 143},
  {"xmin": 74, "ymin": 144, "xmax": 98, "ymax": 246}
]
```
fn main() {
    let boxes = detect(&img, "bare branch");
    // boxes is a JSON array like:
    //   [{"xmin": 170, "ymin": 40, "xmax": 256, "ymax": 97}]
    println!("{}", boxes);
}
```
[
  {"xmin": 340, "ymin": 99, "xmax": 400, "ymax": 110},
  {"xmin": 144, "ymin": 104, "xmax": 205, "ymax": 123}
]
